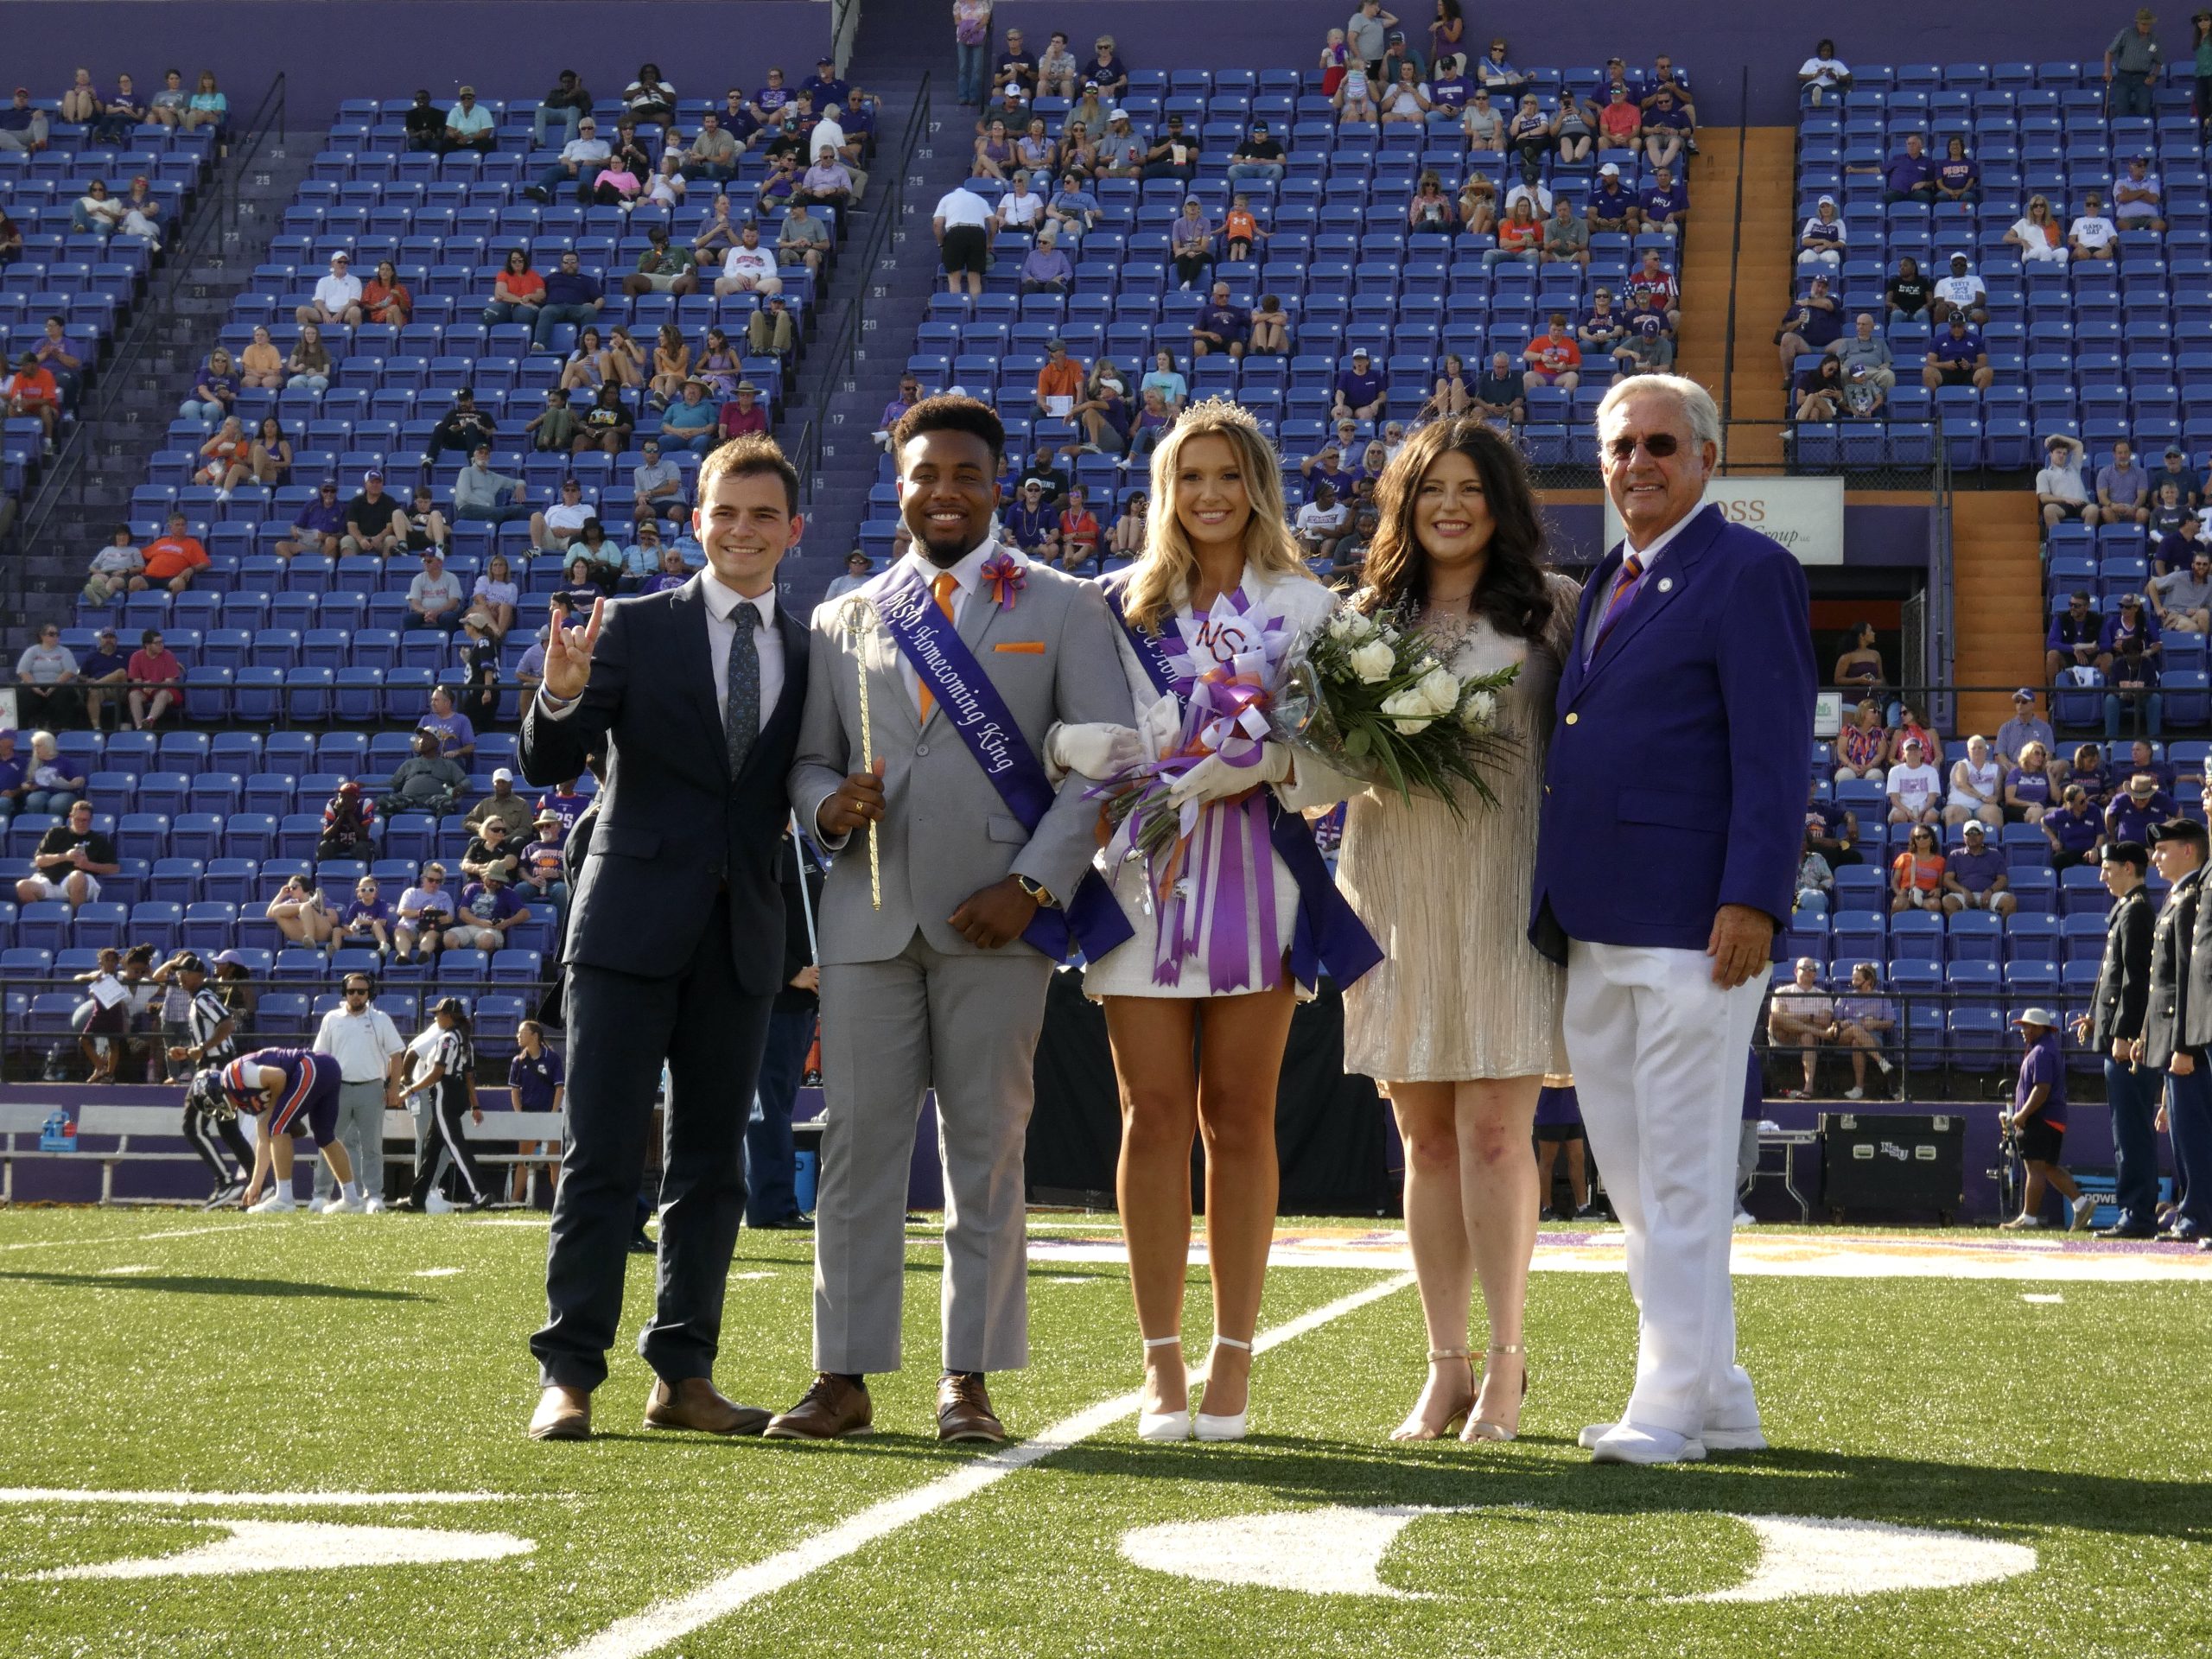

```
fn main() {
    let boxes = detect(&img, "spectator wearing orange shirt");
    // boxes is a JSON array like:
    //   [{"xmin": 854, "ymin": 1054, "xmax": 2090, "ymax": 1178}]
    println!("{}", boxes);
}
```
[
  {"xmin": 1521, "ymin": 313, "xmax": 1582, "ymax": 395},
  {"xmin": 1034, "ymin": 337, "xmax": 1084, "ymax": 416},
  {"xmin": 4, "ymin": 351, "xmax": 60, "ymax": 446},
  {"xmin": 125, "ymin": 627, "xmax": 186, "ymax": 730},
  {"xmin": 140, "ymin": 512, "xmax": 211, "ymax": 594}
]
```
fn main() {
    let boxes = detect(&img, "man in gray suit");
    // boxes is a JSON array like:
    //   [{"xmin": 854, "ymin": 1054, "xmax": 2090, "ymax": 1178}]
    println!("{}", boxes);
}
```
[{"xmin": 767, "ymin": 397, "xmax": 1130, "ymax": 1443}]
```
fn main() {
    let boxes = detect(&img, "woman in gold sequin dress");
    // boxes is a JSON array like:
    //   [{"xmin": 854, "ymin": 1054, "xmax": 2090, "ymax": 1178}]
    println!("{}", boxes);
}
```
[{"xmin": 1335, "ymin": 418, "xmax": 1580, "ymax": 1444}]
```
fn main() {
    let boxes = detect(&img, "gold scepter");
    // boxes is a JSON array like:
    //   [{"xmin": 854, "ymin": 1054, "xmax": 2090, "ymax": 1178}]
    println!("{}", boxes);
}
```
[{"xmin": 839, "ymin": 595, "xmax": 882, "ymax": 910}]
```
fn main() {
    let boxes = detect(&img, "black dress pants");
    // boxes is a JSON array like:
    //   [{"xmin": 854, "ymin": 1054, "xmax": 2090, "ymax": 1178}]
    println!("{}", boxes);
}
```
[{"xmin": 531, "ymin": 891, "xmax": 774, "ymax": 1390}]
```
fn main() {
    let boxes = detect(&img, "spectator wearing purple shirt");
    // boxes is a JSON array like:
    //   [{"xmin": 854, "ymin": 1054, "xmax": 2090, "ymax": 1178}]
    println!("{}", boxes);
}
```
[
  {"xmin": 2001, "ymin": 1010, "xmax": 2077, "ymax": 1230},
  {"xmin": 446, "ymin": 868, "xmax": 524, "ymax": 952},
  {"xmin": 2098, "ymin": 592, "xmax": 2163, "ymax": 667},
  {"xmin": 1941, "ymin": 822, "xmax": 2014, "ymax": 915},
  {"xmin": 2044, "ymin": 785, "xmax": 2106, "ymax": 869},
  {"xmin": 276, "ymin": 480, "xmax": 347, "ymax": 561},
  {"xmin": 2107, "ymin": 773, "xmax": 2175, "ymax": 845},
  {"xmin": 2046, "ymin": 591, "xmax": 2102, "ymax": 683},
  {"xmin": 1001, "ymin": 481, "xmax": 1059, "ymax": 560},
  {"xmin": 1935, "ymin": 137, "xmax": 1979, "ymax": 201},
  {"xmin": 874, "ymin": 373, "xmax": 921, "ymax": 451},
  {"xmin": 2105, "ymin": 641, "xmax": 2163, "ymax": 740},
  {"xmin": 418, "ymin": 687, "xmax": 475, "ymax": 760},
  {"xmin": 2097, "ymin": 439, "xmax": 2153, "ymax": 526},
  {"xmin": 1882, "ymin": 134, "xmax": 1937, "ymax": 204},
  {"xmin": 1922, "ymin": 315, "xmax": 1992, "ymax": 391},
  {"xmin": 1189, "ymin": 282, "xmax": 1250, "ymax": 360},
  {"xmin": 1635, "ymin": 165, "xmax": 1688, "ymax": 237},
  {"xmin": 1332, "ymin": 346, "xmax": 1386, "ymax": 420}
]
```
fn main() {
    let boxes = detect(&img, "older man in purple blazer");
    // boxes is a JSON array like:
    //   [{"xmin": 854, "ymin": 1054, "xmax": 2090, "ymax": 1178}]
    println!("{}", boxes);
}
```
[{"xmin": 1530, "ymin": 375, "xmax": 1816, "ymax": 1465}]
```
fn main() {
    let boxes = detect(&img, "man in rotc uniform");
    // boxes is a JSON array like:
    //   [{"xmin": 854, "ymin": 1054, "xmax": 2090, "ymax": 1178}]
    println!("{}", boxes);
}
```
[
  {"xmin": 2146, "ymin": 819, "xmax": 2212, "ymax": 1248},
  {"xmin": 2081, "ymin": 842, "xmax": 2159, "ymax": 1239},
  {"xmin": 2173, "ymin": 816, "xmax": 2212, "ymax": 1249}
]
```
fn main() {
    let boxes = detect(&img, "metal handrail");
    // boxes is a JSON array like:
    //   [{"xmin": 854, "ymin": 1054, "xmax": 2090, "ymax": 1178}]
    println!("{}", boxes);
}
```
[
  {"xmin": 795, "ymin": 72, "xmax": 930, "ymax": 499},
  {"xmin": 1718, "ymin": 64, "xmax": 1750, "ymax": 434},
  {"xmin": 6, "ymin": 72, "xmax": 289, "ymax": 600}
]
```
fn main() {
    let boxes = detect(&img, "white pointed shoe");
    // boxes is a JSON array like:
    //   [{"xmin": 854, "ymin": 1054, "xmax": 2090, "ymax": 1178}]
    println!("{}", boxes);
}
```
[
  {"xmin": 1135, "ymin": 1334, "xmax": 1191, "ymax": 1443},
  {"xmin": 1590, "ymin": 1423, "xmax": 1705, "ymax": 1465},
  {"xmin": 247, "ymin": 1190, "xmax": 297, "ymax": 1214},
  {"xmin": 425, "ymin": 1192, "xmax": 456, "ymax": 1214},
  {"xmin": 1193, "ymin": 1335, "xmax": 1251, "ymax": 1442},
  {"xmin": 324, "ymin": 1194, "xmax": 368, "ymax": 1214}
]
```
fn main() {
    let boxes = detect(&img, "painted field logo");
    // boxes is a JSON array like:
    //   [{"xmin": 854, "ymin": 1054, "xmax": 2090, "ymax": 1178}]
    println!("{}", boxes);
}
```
[{"xmin": 1119, "ymin": 1506, "xmax": 2036, "ymax": 1605}]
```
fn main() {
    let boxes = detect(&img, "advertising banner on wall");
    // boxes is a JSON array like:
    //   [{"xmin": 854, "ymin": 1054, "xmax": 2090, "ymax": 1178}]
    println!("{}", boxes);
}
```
[{"xmin": 1602, "ymin": 475, "xmax": 1847, "ymax": 565}]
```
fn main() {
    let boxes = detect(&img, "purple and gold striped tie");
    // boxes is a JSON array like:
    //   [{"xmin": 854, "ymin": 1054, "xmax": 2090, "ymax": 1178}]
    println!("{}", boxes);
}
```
[{"xmin": 1589, "ymin": 552, "xmax": 1644, "ymax": 658}]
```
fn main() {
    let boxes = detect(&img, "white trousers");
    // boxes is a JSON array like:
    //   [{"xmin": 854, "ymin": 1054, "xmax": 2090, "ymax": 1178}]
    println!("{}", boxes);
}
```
[{"xmin": 1564, "ymin": 939, "xmax": 1765, "ymax": 1437}]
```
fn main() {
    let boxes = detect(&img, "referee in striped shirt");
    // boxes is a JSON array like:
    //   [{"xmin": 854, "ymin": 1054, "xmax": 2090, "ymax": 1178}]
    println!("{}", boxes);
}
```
[{"xmin": 159, "ymin": 952, "xmax": 250, "ymax": 1205}]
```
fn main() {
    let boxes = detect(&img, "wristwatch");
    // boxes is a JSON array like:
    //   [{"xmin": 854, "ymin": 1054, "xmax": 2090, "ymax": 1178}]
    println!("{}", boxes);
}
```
[{"xmin": 1014, "ymin": 874, "xmax": 1058, "ymax": 908}]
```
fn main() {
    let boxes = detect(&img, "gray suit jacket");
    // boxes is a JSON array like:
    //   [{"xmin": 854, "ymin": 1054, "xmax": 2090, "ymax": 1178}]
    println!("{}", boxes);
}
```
[{"xmin": 790, "ymin": 543, "xmax": 1128, "ymax": 964}]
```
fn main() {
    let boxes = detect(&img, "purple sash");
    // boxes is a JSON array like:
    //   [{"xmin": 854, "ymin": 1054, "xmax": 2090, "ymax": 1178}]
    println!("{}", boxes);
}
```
[
  {"xmin": 875, "ymin": 571, "xmax": 1134, "ymax": 963},
  {"xmin": 1102, "ymin": 577, "xmax": 1382, "ymax": 991}
]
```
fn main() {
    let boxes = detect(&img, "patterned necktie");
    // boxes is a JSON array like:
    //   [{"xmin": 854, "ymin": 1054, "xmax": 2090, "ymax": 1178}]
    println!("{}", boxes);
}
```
[
  {"xmin": 725, "ymin": 600, "xmax": 760, "ymax": 776},
  {"xmin": 915, "ymin": 571, "xmax": 959, "ymax": 723},
  {"xmin": 1589, "ymin": 551, "xmax": 1645, "ymax": 660}
]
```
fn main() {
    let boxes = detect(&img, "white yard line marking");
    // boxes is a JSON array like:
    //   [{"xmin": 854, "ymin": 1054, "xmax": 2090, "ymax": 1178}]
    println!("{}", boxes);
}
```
[
  {"xmin": 97, "ymin": 1264, "xmax": 157, "ymax": 1276},
  {"xmin": 31, "ymin": 1519, "xmax": 532, "ymax": 1581},
  {"xmin": 729, "ymin": 1271, "xmax": 778, "ymax": 1281},
  {"xmin": 0, "ymin": 1490, "xmax": 499, "ymax": 1508},
  {"xmin": 2020, "ymin": 1293, "xmax": 2064, "ymax": 1304},
  {"xmin": 549, "ymin": 1271, "xmax": 1417, "ymax": 1659},
  {"xmin": 0, "ymin": 1224, "xmax": 248, "ymax": 1255},
  {"xmin": 412, "ymin": 1268, "xmax": 464, "ymax": 1279}
]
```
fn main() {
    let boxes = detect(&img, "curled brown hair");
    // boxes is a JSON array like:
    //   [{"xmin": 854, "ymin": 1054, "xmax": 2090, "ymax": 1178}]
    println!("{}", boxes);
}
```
[
  {"xmin": 698, "ymin": 435, "xmax": 800, "ymax": 516},
  {"xmin": 1354, "ymin": 417, "xmax": 1557, "ymax": 642}
]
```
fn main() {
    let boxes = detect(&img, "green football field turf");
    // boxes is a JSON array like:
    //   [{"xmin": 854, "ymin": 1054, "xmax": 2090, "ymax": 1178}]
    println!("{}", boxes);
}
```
[{"xmin": 1, "ymin": 1208, "xmax": 2208, "ymax": 1659}]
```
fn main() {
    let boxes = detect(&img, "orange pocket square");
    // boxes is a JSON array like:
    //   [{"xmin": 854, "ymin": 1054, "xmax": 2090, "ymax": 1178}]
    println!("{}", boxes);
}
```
[{"xmin": 993, "ymin": 641, "xmax": 1047, "ymax": 654}]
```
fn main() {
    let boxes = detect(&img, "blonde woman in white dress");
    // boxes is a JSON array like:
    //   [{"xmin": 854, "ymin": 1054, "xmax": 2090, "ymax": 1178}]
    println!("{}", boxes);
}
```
[
  {"xmin": 1336, "ymin": 417, "xmax": 1579, "ymax": 1443},
  {"xmin": 1054, "ymin": 399, "xmax": 1377, "ymax": 1443}
]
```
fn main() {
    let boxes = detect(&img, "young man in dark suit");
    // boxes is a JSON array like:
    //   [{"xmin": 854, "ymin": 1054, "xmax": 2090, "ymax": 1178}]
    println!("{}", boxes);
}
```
[
  {"xmin": 2081, "ymin": 842, "xmax": 2158, "ymax": 1237},
  {"xmin": 518, "ymin": 437, "xmax": 810, "ymax": 1441}
]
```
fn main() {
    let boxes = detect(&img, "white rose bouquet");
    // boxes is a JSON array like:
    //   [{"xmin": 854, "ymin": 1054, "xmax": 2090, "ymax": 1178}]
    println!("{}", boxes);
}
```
[{"xmin": 1275, "ymin": 603, "xmax": 1520, "ymax": 816}]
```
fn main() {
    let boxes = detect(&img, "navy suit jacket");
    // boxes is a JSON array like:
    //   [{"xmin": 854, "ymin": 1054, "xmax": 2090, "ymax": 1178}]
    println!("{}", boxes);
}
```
[
  {"xmin": 1529, "ymin": 504, "xmax": 1815, "ymax": 961},
  {"xmin": 518, "ymin": 576, "xmax": 808, "ymax": 994}
]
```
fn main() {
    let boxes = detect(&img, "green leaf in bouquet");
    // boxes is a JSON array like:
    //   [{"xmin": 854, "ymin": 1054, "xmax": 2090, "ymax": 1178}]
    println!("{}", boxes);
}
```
[{"xmin": 1340, "ymin": 723, "xmax": 1370, "ymax": 758}]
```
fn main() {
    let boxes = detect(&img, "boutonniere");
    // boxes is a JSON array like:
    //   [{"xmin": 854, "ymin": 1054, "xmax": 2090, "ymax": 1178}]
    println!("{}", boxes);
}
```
[{"xmin": 980, "ymin": 550, "xmax": 1026, "ymax": 611}]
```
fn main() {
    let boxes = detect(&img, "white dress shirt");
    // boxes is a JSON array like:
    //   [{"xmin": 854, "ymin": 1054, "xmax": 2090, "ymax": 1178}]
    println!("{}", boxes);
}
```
[
  {"xmin": 879, "ymin": 537, "xmax": 1010, "ymax": 714},
  {"xmin": 314, "ymin": 1003, "xmax": 406, "ymax": 1084},
  {"xmin": 537, "ymin": 569, "xmax": 783, "ymax": 734},
  {"xmin": 701, "ymin": 566, "xmax": 785, "ymax": 726}
]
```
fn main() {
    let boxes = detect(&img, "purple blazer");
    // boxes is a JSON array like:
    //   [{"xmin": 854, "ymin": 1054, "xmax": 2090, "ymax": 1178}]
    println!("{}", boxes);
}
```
[{"xmin": 1529, "ymin": 503, "xmax": 1815, "ymax": 960}]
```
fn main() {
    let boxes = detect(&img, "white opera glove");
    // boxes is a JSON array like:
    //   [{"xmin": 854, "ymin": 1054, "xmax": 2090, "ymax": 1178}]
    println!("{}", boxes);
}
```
[
  {"xmin": 1166, "ymin": 742, "xmax": 1292, "ymax": 810},
  {"xmin": 1045, "ymin": 721, "xmax": 1147, "ymax": 781}
]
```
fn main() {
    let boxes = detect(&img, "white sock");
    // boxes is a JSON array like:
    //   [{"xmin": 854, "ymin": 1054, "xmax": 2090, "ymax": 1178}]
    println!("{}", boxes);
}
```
[{"xmin": 341, "ymin": 1181, "xmax": 363, "ymax": 1203}]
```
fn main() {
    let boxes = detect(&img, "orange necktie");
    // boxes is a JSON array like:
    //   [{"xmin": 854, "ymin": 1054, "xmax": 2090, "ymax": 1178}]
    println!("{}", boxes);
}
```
[{"xmin": 915, "ymin": 571, "xmax": 958, "ymax": 723}]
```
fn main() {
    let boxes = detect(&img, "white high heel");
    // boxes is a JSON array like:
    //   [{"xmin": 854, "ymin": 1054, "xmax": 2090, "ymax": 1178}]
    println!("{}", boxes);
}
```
[
  {"xmin": 1194, "ymin": 1334, "xmax": 1252, "ymax": 1442},
  {"xmin": 1136, "ymin": 1334, "xmax": 1191, "ymax": 1442}
]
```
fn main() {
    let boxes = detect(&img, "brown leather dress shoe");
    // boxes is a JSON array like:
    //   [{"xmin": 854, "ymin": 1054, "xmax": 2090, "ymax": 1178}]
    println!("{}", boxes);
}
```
[
  {"xmin": 528, "ymin": 1384, "xmax": 592, "ymax": 1441},
  {"xmin": 936, "ymin": 1372, "xmax": 1006, "ymax": 1443},
  {"xmin": 763, "ymin": 1373, "xmax": 873, "ymax": 1440},
  {"xmin": 642, "ymin": 1376, "xmax": 772, "ymax": 1436}
]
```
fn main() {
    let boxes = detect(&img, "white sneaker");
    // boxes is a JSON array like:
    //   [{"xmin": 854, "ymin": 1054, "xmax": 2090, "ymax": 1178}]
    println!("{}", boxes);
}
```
[
  {"xmin": 1844, "ymin": 1087, "xmax": 1865, "ymax": 1101},
  {"xmin": 1590, "ymin": 1423, "xmax": 1705, "ymax": 1465},
  {"xmin": 364, "ymin": 1197, "xmax": 388, "ymax": 1214},
  {"xmin": 1732, "ymin": 1207, "xmax": 1758, "ymax": 1228},
  {"xmin": 324, "ymin": 1194, "xmax": 368, "ymax": 1214},
  {"xmin": 425, "ymin": 1192, "xmax": 456, "ymax": 1214},
  {"xmin": 247, "ymin": 1191, "xmax": 297, "ymax": 1214},
  {"xmin": 1583, "ymin": 1421, "xmax": 1764, "ymax": 1452}
]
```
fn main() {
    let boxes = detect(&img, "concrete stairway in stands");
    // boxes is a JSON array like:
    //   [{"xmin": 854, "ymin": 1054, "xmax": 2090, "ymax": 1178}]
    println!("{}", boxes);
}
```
[
  {"xmin": 12, "ymin": 136, "xmax": 315, "ymax": 641},
  {"xmin": 1671, "ymin": 129, "xmax": 1731, "ymax": 399},
  {"xmin": 791, "ymin": 4, "xmax": 966, "ymax": 607},
  {"xmin": 1948, "ymin": 489, "xmax": 2046, "ymax": 735},
  {"xmin": 1717, "ymin": 127, "xmax": 1799, "ymax": 470}
]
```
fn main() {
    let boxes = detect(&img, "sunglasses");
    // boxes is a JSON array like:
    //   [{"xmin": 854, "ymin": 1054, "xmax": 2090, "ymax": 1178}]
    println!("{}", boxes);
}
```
[
  {"xmin": 1603, "ymin": 433, "xmax": 1682, "ymax": 460},
  {"xmin": 345, "ymin": 986, "xmax": 371, "ymax": 996}
]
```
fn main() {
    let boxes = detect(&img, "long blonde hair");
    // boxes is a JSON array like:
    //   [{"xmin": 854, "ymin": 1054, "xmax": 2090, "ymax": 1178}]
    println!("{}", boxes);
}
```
[{"xmin": 1124, "ymin": 397, "xmax": 1311, "ymax": 632}]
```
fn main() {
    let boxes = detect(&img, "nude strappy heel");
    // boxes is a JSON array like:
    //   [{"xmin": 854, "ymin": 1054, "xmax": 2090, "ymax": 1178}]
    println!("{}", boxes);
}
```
[
  {"xmin": 1461, "ymin": 1342, "xmax": 1529, "ymax": 1443},
  {"xmin": 1391, "ymin": 1347, "xmax": 1475, "ymax": 1441}
]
